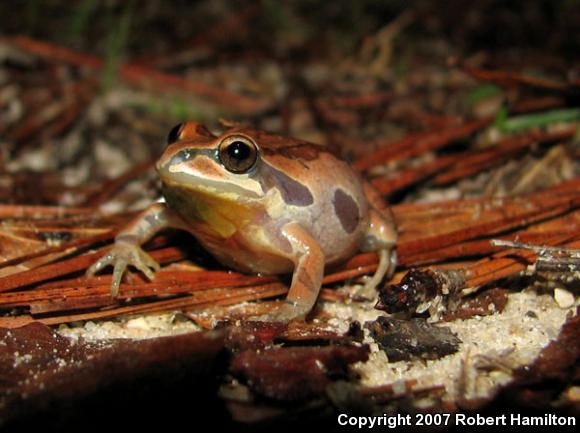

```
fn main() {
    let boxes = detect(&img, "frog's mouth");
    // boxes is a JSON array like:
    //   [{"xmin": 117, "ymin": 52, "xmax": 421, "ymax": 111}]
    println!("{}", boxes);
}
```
[{"xmin": 158, "ymin": 167, "xmax": 262, "ymax": 200}]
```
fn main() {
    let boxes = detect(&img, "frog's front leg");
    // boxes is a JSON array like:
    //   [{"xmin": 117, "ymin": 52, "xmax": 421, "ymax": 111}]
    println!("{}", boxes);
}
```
[
  {"xmin": 263, "ymin": 222, "xmax": 325, "ymax": 322},
  {"xmin": 86, "ymin": 203, "xmax": 185, "ymax": 296}
]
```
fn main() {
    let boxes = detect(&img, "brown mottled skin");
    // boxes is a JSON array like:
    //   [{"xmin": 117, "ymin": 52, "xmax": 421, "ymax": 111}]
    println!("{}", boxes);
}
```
[{"xmin": 87, "ymin": 122, "xmax": 397, "ymax": 322}]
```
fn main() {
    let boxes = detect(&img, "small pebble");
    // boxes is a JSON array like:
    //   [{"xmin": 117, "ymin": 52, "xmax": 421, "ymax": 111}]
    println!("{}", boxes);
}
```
[
  {"xmin": 565, "ymin": 386, "xmax": 580, "ymax": 402},
  {"xmin": 554, "ymin": 288, "xmax": 575, "ymax": 309},
  {"xmin": 125, "ymin": 317, "xmax": 149, "ymax": 330}
]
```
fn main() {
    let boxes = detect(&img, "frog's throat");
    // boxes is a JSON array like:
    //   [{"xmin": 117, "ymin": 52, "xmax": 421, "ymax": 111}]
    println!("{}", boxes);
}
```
[{"xmin": 161, "ymin": 184, "xmax": 258, "ymax": 238}]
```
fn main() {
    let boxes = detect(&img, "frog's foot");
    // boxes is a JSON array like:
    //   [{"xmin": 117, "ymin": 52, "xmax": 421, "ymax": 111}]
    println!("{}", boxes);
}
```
[
  {"xmin": 356, "ymin": 249, "xmax": 397, "ymax": 300},
  {"xmin": 254, "ymin": 301, "xmax": 307, "ymax": 323},
  {"xmin": 86, "ymin": 241, "xmax": 160, "ymax": 297}
]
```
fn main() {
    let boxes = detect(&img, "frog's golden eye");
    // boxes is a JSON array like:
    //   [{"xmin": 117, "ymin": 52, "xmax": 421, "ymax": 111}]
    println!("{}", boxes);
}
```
[
  {"xmin": 218, "ymin": 135, "xmax": 258, "ymax": 174},
  {"xmin": 167, "ymin": 123, "xmax": 184, "ymax": 144}
]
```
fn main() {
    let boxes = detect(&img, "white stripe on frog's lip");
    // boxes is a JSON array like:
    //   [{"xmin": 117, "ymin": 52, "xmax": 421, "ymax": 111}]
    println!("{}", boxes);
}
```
[{"xmin": 160, "ymin": 162, "xmax": 263, "ymax": 198}]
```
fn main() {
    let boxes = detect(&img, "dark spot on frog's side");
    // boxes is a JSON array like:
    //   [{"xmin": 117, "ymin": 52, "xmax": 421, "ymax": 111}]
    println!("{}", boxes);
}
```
[
  {"xmin": 333, "ymin": 189, "xmax": 360, "ymax": 233},
  {"xmin": 258, "ymin": 164, "xmax": 314, "ymax": 206}
]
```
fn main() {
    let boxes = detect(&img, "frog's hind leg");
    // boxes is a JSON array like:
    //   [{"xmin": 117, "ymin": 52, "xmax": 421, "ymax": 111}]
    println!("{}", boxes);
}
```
[
  {"xmin": 357, "ymin": 208, "xmax": 397, "ymax": 298},
  {"xmin": 358, "ymin": 182, "xmax": 398, "ymax": 298},
  {"xmin": 363, "ymin": 247, "xmax": 397, "ymax": 294}
]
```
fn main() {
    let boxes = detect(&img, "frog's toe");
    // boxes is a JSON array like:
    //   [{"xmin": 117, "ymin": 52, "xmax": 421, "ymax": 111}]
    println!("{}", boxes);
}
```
[
  {"xmin": 118, "ymin": 246, "xmax": 160, "ymax": 288},
  {"xmin": 87, "ymin": 243, "xmax": 161, "ymax": 298},
  {"xmin": 85, "ymin": 252, "xmax": 115, "ymax": 278},
  {"xmin": 137, "ymin": 249, "xmax": 161, "ymax": 274},
  {"xmin": 111, "ymin": 257, "xmax": 129, "ymax": 297},
  {"xmin": 255, "ymin": 302, "xmax": 306, "ymax": 323}
]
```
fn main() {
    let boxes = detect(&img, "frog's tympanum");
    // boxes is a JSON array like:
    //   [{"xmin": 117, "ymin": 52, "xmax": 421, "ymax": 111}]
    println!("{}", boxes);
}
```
[{"xmin": 87, "ymin": 122, "xmax": 397, "ymax": 321}]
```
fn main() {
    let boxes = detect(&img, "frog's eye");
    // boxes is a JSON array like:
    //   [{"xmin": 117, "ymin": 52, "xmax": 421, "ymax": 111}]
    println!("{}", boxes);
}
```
[
  {"xmin": 218, "ymin": 135, "xmax": 258, "ymax": 174},
  {"xmin": 167, "ymin": 123, "xmax": 184, "ymax": 144}
]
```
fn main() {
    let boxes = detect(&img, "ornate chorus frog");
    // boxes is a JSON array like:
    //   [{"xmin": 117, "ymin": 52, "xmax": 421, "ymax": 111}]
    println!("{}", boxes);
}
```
[{"xmin": 87, "ymin": 122, "xmax": 397, "ymax": 321}]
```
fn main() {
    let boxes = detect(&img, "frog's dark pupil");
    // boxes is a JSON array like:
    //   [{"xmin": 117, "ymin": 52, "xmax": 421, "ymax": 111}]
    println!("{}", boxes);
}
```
[
  {"xmin": 228, "ymin": 141, "xmax": 250, "ymax": 161},
  {"xmin": 219, "ymin": 138, "xmax": 257, "ymax": 173},
  {"xmin": 167, "ymin": 123, "xmax": 183, "ymax": 144}
]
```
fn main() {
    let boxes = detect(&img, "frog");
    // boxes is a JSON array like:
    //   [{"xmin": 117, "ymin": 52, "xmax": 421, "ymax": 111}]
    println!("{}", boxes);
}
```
[{"xmin": 86, "ymin": 121, "xmax": 397, "ymax": 322}]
